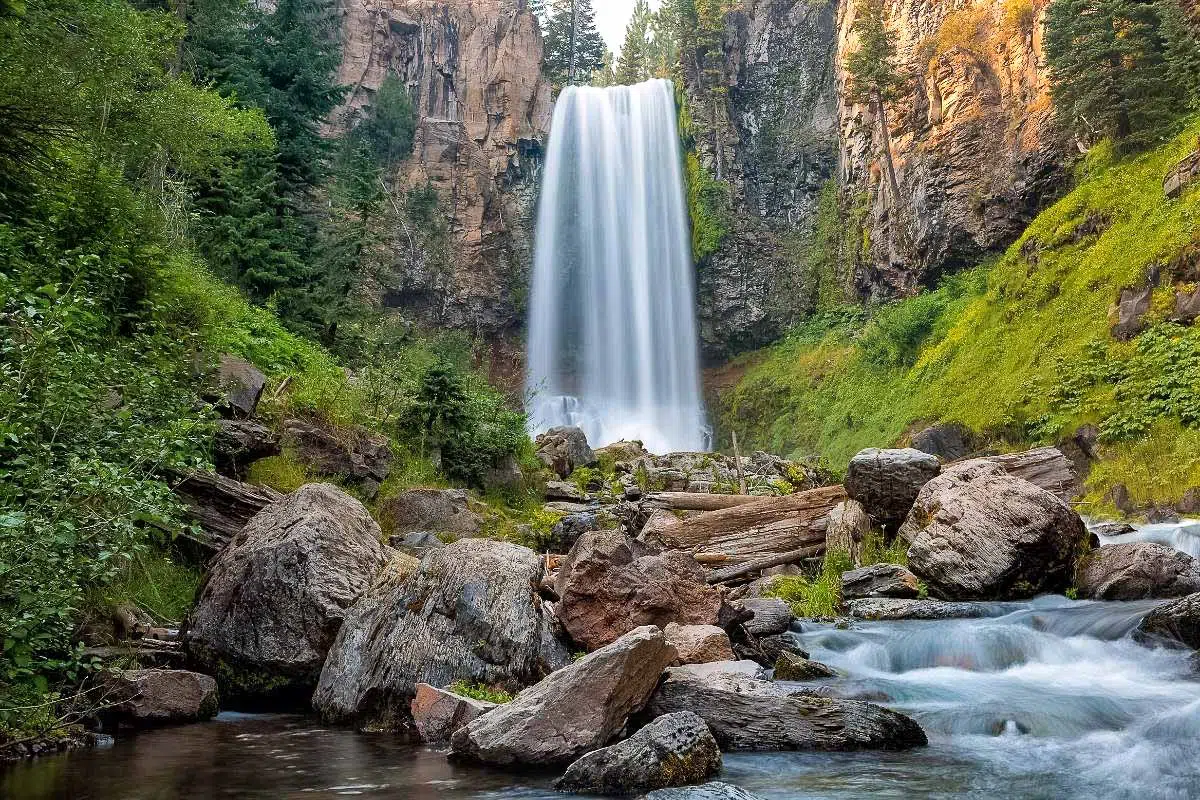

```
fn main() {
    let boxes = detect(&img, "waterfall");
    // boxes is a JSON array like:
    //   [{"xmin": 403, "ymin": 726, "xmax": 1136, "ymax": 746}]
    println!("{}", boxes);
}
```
[{"xmin": 525, "ymin": 78, "xmax": 709, "ymax": 455}]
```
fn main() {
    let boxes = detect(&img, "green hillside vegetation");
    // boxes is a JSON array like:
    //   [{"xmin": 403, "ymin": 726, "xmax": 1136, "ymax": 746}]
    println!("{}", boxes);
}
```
[{"xmin": 718, "ymin": 121, "xmax": 1200, "ymax": 511}]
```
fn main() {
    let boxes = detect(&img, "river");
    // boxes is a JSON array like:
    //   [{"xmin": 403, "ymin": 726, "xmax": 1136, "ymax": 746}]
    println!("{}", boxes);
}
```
[{"xmin": 4, "ymin": 594, "xmax": 1199, "ymax": 799}]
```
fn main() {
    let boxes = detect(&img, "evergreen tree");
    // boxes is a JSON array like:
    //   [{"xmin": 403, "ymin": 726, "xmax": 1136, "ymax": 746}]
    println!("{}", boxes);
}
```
[
  {"xmin": 543, "ymin": 0, "xmax": 608, "ymax": 84},
  {"xmin": 348, "ymin": 75, "xmax": 417, "ymax": 169},
  {"xmin": 845, "ymin": 0, "xmax": 906, "ymax": 209},
  {"xmin": 1045, "ymin": 0, "xmax": 1183, "ymax": 147},
  {"xmin": 617, "ymin": 0, "xmax": 653, "ymax": 85},
  {"xmin": 1160, "ymin": 0, "xmax": 1200, "ymax": 110}
]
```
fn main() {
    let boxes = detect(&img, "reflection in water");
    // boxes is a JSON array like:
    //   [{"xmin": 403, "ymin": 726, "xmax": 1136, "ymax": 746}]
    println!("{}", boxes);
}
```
[{"xmin": 4, "ymin": 598, "xmax": 1200, "ymax": 799}]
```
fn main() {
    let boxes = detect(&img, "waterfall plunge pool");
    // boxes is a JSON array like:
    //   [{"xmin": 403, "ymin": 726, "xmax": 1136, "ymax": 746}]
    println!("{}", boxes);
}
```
[{"xmin": 5, "ymin": 597, "xmax": 1198, "ymax": 800}]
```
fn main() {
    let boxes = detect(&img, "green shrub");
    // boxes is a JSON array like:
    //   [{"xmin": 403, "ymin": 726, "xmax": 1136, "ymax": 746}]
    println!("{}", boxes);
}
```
[
  {"xmin": 763, "ymin": 551, "xmax": 854, "ymax": 619},
  {"xmin": 448, "ymin": 681, "xmax": 513, "ymax": 704}
]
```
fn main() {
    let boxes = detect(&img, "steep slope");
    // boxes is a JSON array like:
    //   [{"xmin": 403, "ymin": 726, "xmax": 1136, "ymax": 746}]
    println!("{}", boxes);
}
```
[{"xmin": 715, "ymin": 123, "xmax": 1200, "ymax": 513}]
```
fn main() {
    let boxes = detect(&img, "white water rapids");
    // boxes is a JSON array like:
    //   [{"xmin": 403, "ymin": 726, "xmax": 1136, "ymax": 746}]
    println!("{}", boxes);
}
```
[{"xmin": 524, "ymin": 78, "xmax": 709, "ymax": 454}]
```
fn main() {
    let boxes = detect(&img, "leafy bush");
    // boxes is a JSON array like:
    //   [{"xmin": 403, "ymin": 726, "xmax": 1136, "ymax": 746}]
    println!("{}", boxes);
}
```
[{"xmin": 763, "ymin": 551, "xmax": 854, "ymax": 619}]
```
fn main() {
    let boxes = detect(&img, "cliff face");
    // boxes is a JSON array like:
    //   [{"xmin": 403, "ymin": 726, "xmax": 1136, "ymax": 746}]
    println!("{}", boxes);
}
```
[
  {"xmin": 333, "ymin": 0, "xmax": 551, "ymax": 339},
  {"xmin": 685, "ymin": 0, "xmax": 841, "ymax": 361},
  {"xmin": 835, "ymin": 0, "xmax": 1069, "ymax": 296}
]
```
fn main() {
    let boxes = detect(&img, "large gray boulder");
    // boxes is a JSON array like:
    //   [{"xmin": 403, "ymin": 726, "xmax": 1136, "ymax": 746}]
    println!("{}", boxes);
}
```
[
  {"xmin": 1076, "ymin": 543, "xmax": 1200, "ymax": 600},
  {"xmin": 901, "ymin": 461, "xmax": 1087, "ymax": 600},
  {"xmin": 535, "ymin": 426, "xmax": 597, "ymax": 479},
  {"xmin": 103, "ymin": 669, "xmax": 219, "ymax": 727},
  {"xmin": 555, "ymin": 530, "xmax": 725, "ymax": 651},
  {"xmin": 841, "ymin": 564, "xmax": 921, "ymax": 600},
  {"xmin": 313, "ymin": 539, "xmax": 568, "ymax": 731},
  {"xmin": 450, "ymin": 626, "xmax": 675, "ymax": 766},
  {"xmin": 185, "ymin": 484, "xmax": 388, "ymax": 701},
  {"xmin": 642, "ymin": 667, "xmax": 926, "ymax": 751},
  {"xmin": 1134, "ymin": 592, "xmax": 1200, "ymax": 650},
  {"xmin": 845, "ymin": 448, "xmax": 941, "ymax": 526},
  {"xmin": 376, "ymin": 488, "xmax": 482, "ymax": 539},
  {"xmin": 554, "ymin": 712, "xmax": 721, "ymax": 795}
]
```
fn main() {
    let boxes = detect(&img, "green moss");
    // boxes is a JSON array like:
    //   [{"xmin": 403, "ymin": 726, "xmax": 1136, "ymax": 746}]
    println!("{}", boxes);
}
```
[
  {"xmin": 717, "ymin": 120, "xmax": 1200, "ymax": 505},
  {"xmin": 448, "ymin": 681, "xmax": 513, "ymax": 704}
]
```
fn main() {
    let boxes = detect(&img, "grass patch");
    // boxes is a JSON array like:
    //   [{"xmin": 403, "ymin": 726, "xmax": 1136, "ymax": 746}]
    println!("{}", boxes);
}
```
[
  {"xmin": 102, "ymin": 550, "xmax": 203, "ymax": 624},
  {"xmin": 448, "ymin": 681, "xmax": 513, "ymax": 704},
  {"xmin": 718, "ymin": 120, "xmax": 1200, "ymax": 504},
  {"xmin": 245, "ymin": 453, "xmax": 310, "ymax": 494},
  {"xmin": 764, "ymin": 551, "xmax": 854, "ymax": 619}
]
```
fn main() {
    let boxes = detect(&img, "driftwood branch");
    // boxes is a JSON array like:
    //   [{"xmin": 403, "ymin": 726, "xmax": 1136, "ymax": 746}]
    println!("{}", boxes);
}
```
[{"xmin": 706, "ymin": 544, "xmax": 825, "ymax": 585}]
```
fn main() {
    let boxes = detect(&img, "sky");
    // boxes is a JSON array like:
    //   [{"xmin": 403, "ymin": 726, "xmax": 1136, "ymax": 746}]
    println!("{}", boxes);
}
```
[{"xmin": 594, "ymin": 0, "xmax": 661, "ymax": 55}]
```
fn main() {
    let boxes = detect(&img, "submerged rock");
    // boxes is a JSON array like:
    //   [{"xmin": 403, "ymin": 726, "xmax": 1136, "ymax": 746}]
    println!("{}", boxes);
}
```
[
  {"xmin": 845, "ymin": 448, "xmax": 941, "ymax": 526},
  {"xmin": 1135, "ymin": 592, "xmax": 1200, "ymax": 650},
  {"xmin": 642, "ymin": 667, "xmax": 927, "ymax": 751},
  {"xmin": 410, "ymin": 683, "xmax": 495, "ymax": 743},
  {"xmin": 644, "ymin": 783, "xmax": 767, "ymax": 800},
  {"xmin": 902, "ymin": 461, "xmax": 1087, "ymax": 600},
  {"xmin": 450, "ymin": 626, "xmax": 674, "ymax": 766},
  {"xmin": 1077, "ymin": 543, "xmax": 1200, "ymax": 600},
  {"xmin": 841, "ymin": 564, "xmax": 922, "ymax": 600},
  {"xmin": 103, "ymin": 669, "xmax": 219, "ymax": 727},
  {"xmin": 314, "ymin": 539, "xmax": 567, "ymax": 731},
  {"xmin": 185, "ymin": 484, "xmax": 388, "ymax": 702},
  {"xmin": 555, "ymin": 530, "xmax": 725, "ymax": 651},
  {"xmin": 554, "ymin": 712, "xmax": 721, "ymax": 795}
]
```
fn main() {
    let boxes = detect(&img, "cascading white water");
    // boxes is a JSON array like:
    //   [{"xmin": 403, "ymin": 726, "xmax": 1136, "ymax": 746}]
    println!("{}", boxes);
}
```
[{"xmin": 525, "ymin": 78, "xmax": 709, "ymax": 454}]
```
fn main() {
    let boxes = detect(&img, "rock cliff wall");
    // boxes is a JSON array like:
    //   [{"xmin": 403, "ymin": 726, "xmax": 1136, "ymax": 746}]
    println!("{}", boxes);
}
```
[
  {"xmin": 835, "ymin": 0, "xmax": 1069, "ymax": 297},
  {"xmin": 333, "ymin": 0, "xmax": 551, "ymax": 340},
  {"xmin": 684, "ymin": 0, "xmax": 841, "ymax": 361}
]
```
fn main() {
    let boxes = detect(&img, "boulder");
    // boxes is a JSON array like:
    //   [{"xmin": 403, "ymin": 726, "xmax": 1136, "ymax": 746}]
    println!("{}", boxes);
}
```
[
  {"xmin": 825, "ymin": 500, "xmax": 870, "ymax": 565},
  {"xmin": 844, "ymin": 448, "xmax": 941, "ymax": 526},
  {"xmin": 596, "ymin": 439, "xmax": 647, "ymax": 463},
  {"xmin": 644, "ymin": 783, "xmax": 766, "ymax": 800},
  {"xmin": 450, "ymin": 626, "xmax": 675, "ymax": 766},
  {"xmin": 846, "ymin": 598, "xmax": 1000, "ymax": 621},
  {"xmin": 554, "ymin": 530, "xmax": 725, "ymax": 651},
  {"xmin": 642, "ymin": 668, "xmax": 926, "ymax": 751},
  {"xmin": 841, "ymin": 564, "xmax": 921, "ymax": 600},
  {"xmin": 554, "ymin": 712, "xmax": 721, "ymax": 795},
  {"xmin": 739, "ymin": 598, "xmax": 793, "ymax": 637},
  {"xmin": 185, "ymin": 484, "xmax": 388, "ymax": 701},
  {"xmin": 545, "ymin": 479, "xmax": 586, "ymax": 502},
  {"xmin": 410, "ymin": 683, "xmax": 496, "ymax": 743},
  {"xmin": 1134, "ymin": 592, "xmax": 1200, "ymax": 650},
  {"xmin": 314, "ymin": 539, "xmax": 569, "ymax": 730},
  {"xmin": 665, "ymin": 624, "xmax": 736, "ymax": 665},
  {"xmin": 1112, "ymin": 283, "xmax": 1154, "ymax": 341},
  {"xmin": 1076, "ymin": 543, "xmax": 1200, "ymax": 600},
  {"xmin": 215, "ymin": 354, "xmax": 266, "ymax": 419},
  {"xmin": 376, "ymin": 488, "xmax": 482, "ymax": 538},
  {"xmin": 482, "ymin": 454, "xmax": 525, "ymax": 494},
  {"xmin": 982, "ymin": 446, "xmax": 1080, "ymax": 501},
  {"xmin": 549, "ymin": 510, "xmax": 619, "ymax": 554},
  {"xmin": 901, "ymin": 461, "xmax": 1087, "ymax": 600},
  {"xmin": 734, "ymin": 633, "xmax": 809, "ymax": 667},
  {"xmin": 280, "ymin": 419, "xmax": 392, "ymax": 497},
  {"xmin": 212, "ymin": 419, "xmax": 279, "ymax": 478},
  {"xmin": 103, "ymin": 669, "xmax": 219, "ymax": 727},
  {"xmin": 773, "ymin": 652, "xmax": 837, "ymax": 681},
  {"xmin": 535, "ymin": 426, "xmax": 597, "ymax": 478},
  {"xmin": 909, "ymin": 422, "xmax": 975, "ymax": 462}
]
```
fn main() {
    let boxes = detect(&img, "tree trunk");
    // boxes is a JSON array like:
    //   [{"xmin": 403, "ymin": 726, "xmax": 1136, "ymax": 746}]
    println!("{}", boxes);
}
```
[{"xmin": 872, "ymin": 90, "xmax": 902, "ymax": 210}]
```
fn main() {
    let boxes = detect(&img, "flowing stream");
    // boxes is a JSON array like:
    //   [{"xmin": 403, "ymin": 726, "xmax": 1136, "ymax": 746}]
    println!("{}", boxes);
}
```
[
  {"xmin": 7, "ymin": 597, "xmax": 1200, "ymax": 799},
  {"xmin": 525, "ymin": 78, "xmax": 708, "ymax": 454}
]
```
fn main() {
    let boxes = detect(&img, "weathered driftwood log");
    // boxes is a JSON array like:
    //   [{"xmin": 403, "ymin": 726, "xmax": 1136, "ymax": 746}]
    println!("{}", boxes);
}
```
[
  {"xmin": 645, "ymin": 492, "xmax": 767, "ymax": 512},
  {"xmin": 656, "ymin": 485, "xmax": 847, "ymax": 566},
  {"xmin": 705, "ymin": 545, "xmax": 825, "ymax": 585},
  {"xmin": 975, "ymin": 447, "xmax": 1079, "ymax": 500},
  {"xmin": 171, "ymin": 470, "xmax": 281, "ymax": 555}
]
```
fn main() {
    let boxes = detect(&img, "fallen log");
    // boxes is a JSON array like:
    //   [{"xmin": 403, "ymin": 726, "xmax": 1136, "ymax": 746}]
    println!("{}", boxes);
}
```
[
  {"xmin": 656, "ymin": 484, "xmax": 847, "ymax": 566},
  {"xmin": 645, "ymin": 492, "xmax": 765, "ymax": 512},
  {"xmin": 705, "ymin": 544, "xmax": 825, "ymax": 585},
  {"xmin": 171, "ymin": 470, "xmax": 281, "ymax": 557},
  {"xmin": 974, "ymin": 447, "xmax": 1079, "ymax": 500}
]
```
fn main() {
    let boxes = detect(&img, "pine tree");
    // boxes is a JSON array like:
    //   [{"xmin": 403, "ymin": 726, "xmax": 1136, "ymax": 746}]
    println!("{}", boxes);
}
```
[
  {"xmin": 1160, "ymin": 0, "xmax": 1200, "ymax": 110},
  {"xmin": 543, "ymin": 0, "xmax": 608, "ymax": 84},
  {"xmin": 1045, "ymin": 0, "xmax": 1183, "ymax": 147},
  {"xmin": 845, "ymin": 0, "xmax": 906, "ymax": 209},
  {"xmin": 617, "ymin": 0, "xmax": 653, "ymax": 85},
  {"xmin": 349, "ymin": 75, "xmax": 417, "ymax": 169}
]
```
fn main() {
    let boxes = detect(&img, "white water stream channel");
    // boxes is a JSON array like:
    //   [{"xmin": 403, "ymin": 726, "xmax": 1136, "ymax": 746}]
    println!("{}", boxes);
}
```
[{"xmin": 525, "ymin": 79, "xmax": 709, "ymax": 454}]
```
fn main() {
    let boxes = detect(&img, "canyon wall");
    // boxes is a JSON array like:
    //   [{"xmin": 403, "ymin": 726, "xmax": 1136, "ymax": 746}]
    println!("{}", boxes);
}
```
[
  {"xmin": 333, "ymin": 0, "xmax": 551, "ymax": 342},
  {"xmin": 836, "ymin": 0, "xmax": 1069, "ymax": 297}
]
